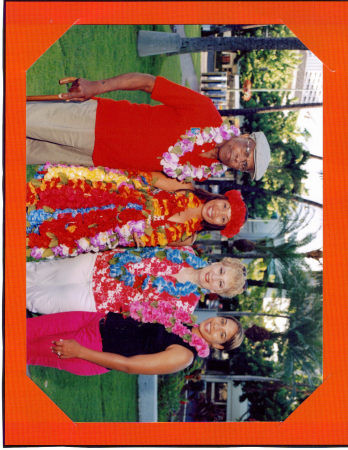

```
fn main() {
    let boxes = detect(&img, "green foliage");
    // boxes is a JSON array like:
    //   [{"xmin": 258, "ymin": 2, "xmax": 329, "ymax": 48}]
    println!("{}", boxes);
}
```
[
  {"xmin": 230, "ymin": 310, "xmax": 322, "ymax": 421},
  {"xmin": 230, "ymin": 339, "xmax": 294, "ymax": 420},
  {"xmin": 29, "ymin": 366, "xmax": 138, "ymax": 422},
  {"xmin": 226, "ymin": 214, "xmax": 322, "ymax": 420},
  {"xmin": 158, "ymin": 358, "xmax": 203, "ymax": 422},
  {"xmin": 231, "ymin": 25, "xmax": 312, "ymax": 219},
  {"xmin": 238, "ymin": 26, "xmax": 302, "ymax": 94}
]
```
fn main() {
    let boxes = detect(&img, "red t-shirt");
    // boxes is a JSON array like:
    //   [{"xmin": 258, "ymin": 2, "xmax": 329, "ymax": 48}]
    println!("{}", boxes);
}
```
[{"xmin": 92, "ymin": 76, "xmax": 222, "ymax": 171}]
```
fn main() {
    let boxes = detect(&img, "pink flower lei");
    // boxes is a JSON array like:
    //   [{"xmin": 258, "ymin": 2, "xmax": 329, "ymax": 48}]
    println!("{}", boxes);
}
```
[
  {"xmin": 128, "ymin": 299, "xmax": 210, "ymax": 358},
  {"xmin": 160, "ymin": 122, "xmax": 240, "ymax": 182}
]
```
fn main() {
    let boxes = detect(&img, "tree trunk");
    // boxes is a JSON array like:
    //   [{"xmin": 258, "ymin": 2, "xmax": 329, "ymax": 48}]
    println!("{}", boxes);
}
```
[
  {"xmin": 198, "ymin": 178, "xmax": 323, "ymax": 209},
  {"xmin": 219, "ymin": 103, "xmax": 322, "ymax": 116},
  {"xmin": 219, "ymin": 311, "xmax": 291, "ymax": 319},
  {"xmin": 203, "ymin": 374, "xmax": 283, "ymax": 383},
  {"xmin": 220, "ymin": 252, "xmax": 270, "ymax": 260},
  {"xmin": 284, "ymin": 195, "xmax": 322, "ymax": 208},
  {"xmin": 196, "ymin": 240, "xmax": 225, "ymax": 246},
  {"xmin": 309, "ymin": 154, "xmax": 323, "ymax": 161},
  {"xmin": 178, "ymin": 36, "xmax": 307, "ymax": 53},
  {"xmin": 217, "ymin": 250, "xmax": 322, "ymax": 260},
  {"xmin": 305, "ymin": 249, "xmax": 323, "ymax": 260},
  {"xmin": 239, "ymin": 185, "xmax": 323, "ymax": 209},
  {"xmin": 247, "ymin": 279, "xmax": 286, "ymax": 289}
]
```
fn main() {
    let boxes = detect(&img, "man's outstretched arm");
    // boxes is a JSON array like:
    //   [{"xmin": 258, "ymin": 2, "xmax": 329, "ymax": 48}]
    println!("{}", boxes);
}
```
[{"xmin": 59, "ymin": 73, "xmax": 156, "ymax": 101}]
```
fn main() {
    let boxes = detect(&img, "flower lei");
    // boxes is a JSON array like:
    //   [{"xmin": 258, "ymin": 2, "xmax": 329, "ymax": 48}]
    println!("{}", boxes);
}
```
[
  {"xmin": 109, "ymin": 247, "xmax": 208, "ymax": 299},
  {"xmin": 109, "ymin": 248, "xmax": 210, "ymax": 357},
  {"xmin": 160, "ymin": 121, "xmax": 240, "ymax": 182},
  {"xmin": 128, "ymin": 299, "xmax": 210, "ymax": 357},
  {"xmin": 26, "ymin": 164, "xmax": 202, "ymax": 260}
]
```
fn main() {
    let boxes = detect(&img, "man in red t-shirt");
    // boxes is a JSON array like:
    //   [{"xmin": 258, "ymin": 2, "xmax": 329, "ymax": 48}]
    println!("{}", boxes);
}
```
[{"xmin": 27, "ymin": 73, "xmax": 270, "ymax": 184}]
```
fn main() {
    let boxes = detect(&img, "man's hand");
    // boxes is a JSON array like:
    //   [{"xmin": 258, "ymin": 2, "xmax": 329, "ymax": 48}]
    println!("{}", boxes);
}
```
[
  {"xmin": 59, "ymin": 78, "xmax": 100, "ymax": 101},
  {"xmin": 59, "ymin": 73, "xmax": 155, "ymax": 102},
  {"xmin": 51, "ymin": 339, "xmax": 83, "ymax": 359}
]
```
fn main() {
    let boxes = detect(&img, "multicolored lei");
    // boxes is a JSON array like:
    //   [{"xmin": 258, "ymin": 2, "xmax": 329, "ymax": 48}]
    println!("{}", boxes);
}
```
[
  {"xmin": 26, "ymin": 163, "xmax": 202, "ymax": 260},
  {"xmin": 160, "ymin": 122, "xmax": 240, "ymax": 182}
]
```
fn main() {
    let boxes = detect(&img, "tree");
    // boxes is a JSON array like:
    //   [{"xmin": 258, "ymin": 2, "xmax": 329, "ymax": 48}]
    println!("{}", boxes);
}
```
[
  {"xmin": 177, "ymin": 36, "xmax": 307, "ymax": 53},
  {"xmin": 221, "ymin": 311, "xmax": 290, "ymax": 320},
  {"xmin": 228, "ymin": 240, "xmax": 322, "ymax": 262},
  {"xmin": 309, "ymin": 154, "xmax": 323, "ymax": 161},
  {"xmin": 226, "ymin": 267, "xmax": 322, "ymax": 421},
  {"xmin": 219, "ymin": 102, "xmax": 322, "ymax": 116},
  {"xmin": 239, "ymin": 184, "xmax": 322, "ymax": 209},
  {"xmin": 227, "ymin": 338, "xmax": 297, "ymax": 420},
  {"xmin": 244, "ymin": 297, "xmax": 322, "ymax": 385}
]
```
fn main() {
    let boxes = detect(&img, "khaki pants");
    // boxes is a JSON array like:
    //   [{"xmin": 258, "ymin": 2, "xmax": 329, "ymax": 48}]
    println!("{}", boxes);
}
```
[{"xmin": 26, "ymin": 100, "xmax": 98, "ymax": 165}]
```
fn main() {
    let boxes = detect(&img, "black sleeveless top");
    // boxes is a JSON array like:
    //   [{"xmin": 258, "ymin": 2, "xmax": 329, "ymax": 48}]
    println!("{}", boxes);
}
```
[{"xmin": 100, "ymin": 313, "xmax": 197, "ymax": 359}]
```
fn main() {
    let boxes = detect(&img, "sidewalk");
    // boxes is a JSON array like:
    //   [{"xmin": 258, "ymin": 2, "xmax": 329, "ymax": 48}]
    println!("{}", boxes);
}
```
[
  {"xmin": 137, "ymin": 27, "xmax": 199, "ymax": 422},
  {"xmin": 138, "ymin": 375, "xmax": 158, "ymax": 422},
  {"xmin": 175, "ymin": 25, "xmax": 200, "ymax": 91}
]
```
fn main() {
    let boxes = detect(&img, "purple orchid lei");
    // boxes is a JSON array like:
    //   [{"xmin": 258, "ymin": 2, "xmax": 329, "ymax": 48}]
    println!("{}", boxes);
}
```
[{"xmin": 160, "ymin": 122, "xmax": 240, "ymax": 182}]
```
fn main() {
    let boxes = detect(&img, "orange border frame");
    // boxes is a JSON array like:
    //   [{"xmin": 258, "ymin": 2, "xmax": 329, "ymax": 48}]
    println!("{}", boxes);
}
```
[{"xmin": 5, "ymin": 1, "xmax": 348, "ymax": 446}]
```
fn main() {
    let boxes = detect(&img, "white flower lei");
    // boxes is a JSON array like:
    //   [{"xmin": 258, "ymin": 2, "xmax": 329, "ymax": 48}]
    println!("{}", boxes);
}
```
[{"xmin": 160, "ymin": 122, "xmax": 240, "ymax": 182}]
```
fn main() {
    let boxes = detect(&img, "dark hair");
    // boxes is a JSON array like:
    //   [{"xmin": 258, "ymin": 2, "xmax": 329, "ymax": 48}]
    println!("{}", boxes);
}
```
[{"xmin": 221, "ymin": 315, "xmax": 244, "ymax": 352}]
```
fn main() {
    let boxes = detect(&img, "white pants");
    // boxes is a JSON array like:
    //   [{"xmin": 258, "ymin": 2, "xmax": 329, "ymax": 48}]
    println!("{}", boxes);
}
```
[
  {"xmin": 26, "ymin": 100, "xmax": 97, "ymax": 165},
  {"xmin": 26, "ymin": 253, "xmax": 98, "ymax": 314}
]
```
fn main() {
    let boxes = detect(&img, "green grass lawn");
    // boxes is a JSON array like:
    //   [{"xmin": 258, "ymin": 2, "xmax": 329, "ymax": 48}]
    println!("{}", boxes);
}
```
[
  {"xmin": 26, "ymin": 24, "xmax": 186, "ymax": 422},
  {"xmin": 27, "ymin": 24, "xmax": 182, "ymax": 103},
  {"xmin": 29, "ymin": 366, "xmax": 138, "ymax": 422}
]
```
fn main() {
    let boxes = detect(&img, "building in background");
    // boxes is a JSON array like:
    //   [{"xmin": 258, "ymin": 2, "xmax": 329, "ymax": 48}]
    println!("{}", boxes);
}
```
[{"xmin": 293, "ymin": 50, "xmax": 323, "ymax": 103}]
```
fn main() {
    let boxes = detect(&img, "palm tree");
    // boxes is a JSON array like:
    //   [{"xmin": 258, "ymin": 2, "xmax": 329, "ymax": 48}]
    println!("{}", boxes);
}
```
[
  {"xmin": 178, "ymin": 36, "xmax": 308, "ymax": 53},
  {"xmin": 309, "ymin": 154, "xmax": 323, "ymax": 161},
  {"xmin": 219, "ymin": 102, "xmax": 322, "ymax": 116},
  {"xmin": 239, "ymin": 184, "xmax": 323, "ymax": 209},
  {"xmin": 245, "ymin": 296, "xmax": 322, "ymax": 386},
  {"xmin": 198, "ymin": 181, "xmax": 322, "ymax": 209},
  {"xmin": 229, "ymin": 240, "xmax": 322, "ymax": 262}
]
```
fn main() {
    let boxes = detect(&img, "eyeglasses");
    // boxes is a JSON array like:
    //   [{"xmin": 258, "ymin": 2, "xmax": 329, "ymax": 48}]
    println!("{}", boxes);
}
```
[
  {"xmin": 239, "ymin": 140, "xmax": 252, "ymax": 171},
  {"xmin": 246, "ymin": 137, "xmax": 256, "ymax": 157},
  {"xmin": 239, "ymin": 137, "xmax": 255, "ymax": 171},
  {"xmin": 245, "ymin": 138, "xmax": 251, "ymax": 157}
]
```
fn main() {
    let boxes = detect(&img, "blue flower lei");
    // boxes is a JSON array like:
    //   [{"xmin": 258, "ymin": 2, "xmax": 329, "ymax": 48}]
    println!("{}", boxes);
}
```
[{"xmin": 109, "ymin": 247, "xmax": 208, "ymax": 298}]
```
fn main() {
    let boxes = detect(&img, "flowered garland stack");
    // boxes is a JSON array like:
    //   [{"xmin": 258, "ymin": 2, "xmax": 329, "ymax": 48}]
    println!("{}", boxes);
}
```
[
  {"xmin": 113, "ymin": 247, "xmax": 210, "ymax": 357},
  {"xmin": 160, "ymin": 121, "xmax": 240, "ymax": 182},
  {"xmin": 129, "ymin": 300, "xmax": 210, "ymax": 357},
  {"xmin": 109, "ymin": 247, "xmax": 208, "ymax": 299},
  {"xmin": 96, "ymin": 247, "xmax": 210, "ymax": 357},
  {"xmin": 26, "ymin": 163, "xmax": 202, "ymax": 260}
]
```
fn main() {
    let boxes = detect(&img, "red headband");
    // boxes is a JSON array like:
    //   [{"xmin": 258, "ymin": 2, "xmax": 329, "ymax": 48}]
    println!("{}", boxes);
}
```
[{"xmin": 221, "ymin": 190, "xmax": 247, "ymax": 238}]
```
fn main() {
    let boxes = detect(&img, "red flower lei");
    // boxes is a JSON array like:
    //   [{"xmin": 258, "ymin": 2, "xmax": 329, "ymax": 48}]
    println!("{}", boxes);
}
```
[
  {"xmin": 179, "ymin": 141, "xmax": 219, "ymax": 172},
  {"xmin": 27, "ymin": 173, "xmax": 203, "ymax": 254}
]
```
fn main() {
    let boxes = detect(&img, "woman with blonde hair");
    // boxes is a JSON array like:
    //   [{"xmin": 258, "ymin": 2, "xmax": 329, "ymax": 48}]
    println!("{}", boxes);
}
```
[{"xmin": 27, "ymin": 246, "xmax": 247, "ymax": 315}]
